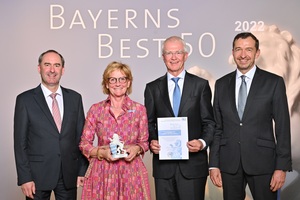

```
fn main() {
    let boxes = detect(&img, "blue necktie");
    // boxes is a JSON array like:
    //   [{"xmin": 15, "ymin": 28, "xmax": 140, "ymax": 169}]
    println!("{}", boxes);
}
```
[
  {"xmin": 172, "ymin": 77, "xmax": 181, "ymax": 117},
  {"xmin": 238, "ymin": 75, "xmax": 247, "ymax": 120}
]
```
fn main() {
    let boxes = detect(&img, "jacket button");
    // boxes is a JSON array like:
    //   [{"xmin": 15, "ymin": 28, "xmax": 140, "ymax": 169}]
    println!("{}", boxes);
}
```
[{"xmin": 240, "ymin": 123, "xmax": 243, "ymax": 126}]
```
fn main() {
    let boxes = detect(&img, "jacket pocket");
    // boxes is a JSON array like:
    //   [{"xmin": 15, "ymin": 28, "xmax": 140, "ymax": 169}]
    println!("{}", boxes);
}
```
[
  {"xmin": 257, "ymin": 139, "xmax": 275, "ymax": 149},
  {"xmin": 28, "ymin": 154, "xmax": 44, "ymax": 162}
]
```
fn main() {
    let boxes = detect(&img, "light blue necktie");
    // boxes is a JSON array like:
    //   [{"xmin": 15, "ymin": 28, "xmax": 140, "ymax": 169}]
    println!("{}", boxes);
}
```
[
  {"xmin": 172, "ymin": 77, "xmax": 181, "ymax": 117},
  {"xmin": 238, "ymin": 75, "xmax": 247, "ymax": 120}
]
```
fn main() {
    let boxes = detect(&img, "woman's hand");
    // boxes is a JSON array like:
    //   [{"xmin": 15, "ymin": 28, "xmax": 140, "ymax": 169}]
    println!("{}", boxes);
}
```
[
  {"xmin": 124, "ymin": 145, "xmax": 142, "ymax": 162},
  {"xmin": 97, "ymin": 146, "xmax": 118, "ymax": 162}
]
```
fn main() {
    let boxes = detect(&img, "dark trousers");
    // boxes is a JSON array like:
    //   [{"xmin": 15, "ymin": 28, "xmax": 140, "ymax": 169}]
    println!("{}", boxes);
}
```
[
  {"xmin": 221, "ymin": 162, "xmax": 277, "ymax": 200},
  {"xmin": 154, "ymin": 164, "xmax": 207, "ymax": 200},
  {"xmin": 26, "ymin": 168, "xmax": 77, "ymax": 200}
]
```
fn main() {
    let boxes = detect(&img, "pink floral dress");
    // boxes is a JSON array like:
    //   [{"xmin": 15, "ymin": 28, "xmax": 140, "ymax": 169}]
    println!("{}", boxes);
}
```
[{"xmin": 79, "ymin": 96, "xmax": 151, "ymax": 200}]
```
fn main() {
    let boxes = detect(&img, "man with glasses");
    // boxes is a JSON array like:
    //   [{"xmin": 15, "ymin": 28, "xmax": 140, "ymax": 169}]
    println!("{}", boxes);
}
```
[{"xmin": 144, "ymin": 36, "xmax": 215, "ymax": 200}]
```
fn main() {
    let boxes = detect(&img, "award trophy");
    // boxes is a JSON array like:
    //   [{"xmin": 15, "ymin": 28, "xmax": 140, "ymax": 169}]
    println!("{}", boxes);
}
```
[{"xmin": 109, "ymin": 133, "xmax": 128, "ymax": 158}]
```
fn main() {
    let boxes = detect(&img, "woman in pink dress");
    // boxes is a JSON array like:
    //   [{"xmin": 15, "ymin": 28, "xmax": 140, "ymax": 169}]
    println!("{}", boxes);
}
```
[{"xmin": 79, "ymin": 61, "xmax": 151, "ymax": 200}]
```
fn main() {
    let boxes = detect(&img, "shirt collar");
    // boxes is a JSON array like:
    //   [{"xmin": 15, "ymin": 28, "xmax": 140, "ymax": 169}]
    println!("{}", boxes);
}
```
[
  {"xmin": 105, "ymin": 95, "xmax": 131, "ymax": 110},
  {"xmin": 236, "ymin": 65, "xmax": 257, "ymax": 80},
  {"xmin": 40, "ymin": 83, "xmax": 62, "ymax": 97},
  {"xmin": 167, "ymin": 70, "xmax": 186, "ymax": 80}
]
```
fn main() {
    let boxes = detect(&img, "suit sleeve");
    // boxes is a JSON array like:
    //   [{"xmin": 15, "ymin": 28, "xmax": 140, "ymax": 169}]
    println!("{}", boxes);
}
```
[
  {"xmin": 273, "ymin": 77, "xmax": 292, "ymax": 171},
  {"xmin": 199, "ymin": 80, "xmax": 215, "ymax": 148},
  {"xmin": 144, "ymin": 84, "xmax": 158, "ymax": 142},
  {"xmin": 209, "ymin": 82, "xmax": 222, "ymax": 168},
  {"xmin": 14, "ymin": 95, "xmax": 33, "ymax": 186},
  {"xmin": 76, "ymin": 95, "xmax": 88, "ymax": 176}
]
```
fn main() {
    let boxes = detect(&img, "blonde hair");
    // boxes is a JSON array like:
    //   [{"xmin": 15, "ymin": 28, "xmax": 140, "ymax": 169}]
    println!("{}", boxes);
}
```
[{"xmin": 102, "ymin": 61, "xmax": 133, "ymax": 95}]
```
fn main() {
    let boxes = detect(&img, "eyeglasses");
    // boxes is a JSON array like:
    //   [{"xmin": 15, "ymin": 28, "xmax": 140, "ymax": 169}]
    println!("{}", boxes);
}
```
[
  {"xmin": 163, "ymin": 51, "xmax": 185, "ymax": 57},
  {"xmin": 108, "ymin": 77, "xmax": 128, "ymax": 84}
]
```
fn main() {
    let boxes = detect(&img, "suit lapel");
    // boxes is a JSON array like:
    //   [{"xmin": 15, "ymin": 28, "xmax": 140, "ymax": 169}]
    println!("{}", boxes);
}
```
[
  {"xmin": 242, "ymin": 68, "xmax": 262, "ymax": 119},
  {"xmin": 158, "ymin": 74, "xmax": 174, "ymax": 116},
  {"xmin": 228, "ymin": 72, "xmax": 240, "ymax": 120},
  {"xmin": 33, "ymin": 85, "xmax": 59, "ymax": 134},
  {"xmin": 180, "ymin": 72, "xmax": 193, "ymax": 116},
  {"xmin": 61, "ymin": 87, "xmax": 70, "ymax": 134}
]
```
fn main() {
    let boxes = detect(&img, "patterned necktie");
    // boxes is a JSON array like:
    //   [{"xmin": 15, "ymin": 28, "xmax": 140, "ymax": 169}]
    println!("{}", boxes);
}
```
[
  {"xmin": 238, "ymin": 75, "xmax": 247, "ymax": 120},
  {"xmin": 50, "ymin": 93, "xmax": 62, "ymax": 132},
  {"xmin": 172, "ymin": 77, "xmax": 181, "ymax": 117}
]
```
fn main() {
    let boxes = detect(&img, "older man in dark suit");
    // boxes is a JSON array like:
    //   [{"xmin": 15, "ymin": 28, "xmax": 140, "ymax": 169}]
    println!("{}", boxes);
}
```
[
  {"xmin": 144, "ymin": 36, "xmax": 215, "ymax": 200},
  {"xmin": 14, "ymin": 50, "xmax": 88, "ymax": 200},
  {"xmin": 209, "ymin": 32, "xmax": 292, "ymax": 200}
]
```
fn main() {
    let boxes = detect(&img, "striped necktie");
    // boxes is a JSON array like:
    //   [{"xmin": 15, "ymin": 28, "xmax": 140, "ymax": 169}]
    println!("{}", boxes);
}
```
[{"xmin": 50, "ymin": 93, "xmax": 62, "ymax": 132}]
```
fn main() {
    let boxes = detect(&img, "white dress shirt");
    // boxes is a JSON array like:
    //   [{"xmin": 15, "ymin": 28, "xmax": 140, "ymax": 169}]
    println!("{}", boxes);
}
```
[
  {"xmin": 235, "ymin": 66, "xmax": 256, "ymax": 109},
  {"xmin": 41, "ymin": 83, "xmax": 64, "ymax": 119}
]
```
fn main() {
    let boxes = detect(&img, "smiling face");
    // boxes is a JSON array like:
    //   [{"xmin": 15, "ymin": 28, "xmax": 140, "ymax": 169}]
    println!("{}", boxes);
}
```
[
  {"xmin": 162, "ymin": 38, "xmax": 188, "ymax": 77},
  {"xmin": 38, "ymin": 52, "xmax": 64, "ymax": 92},
  {"xmin": 106, "ymin": 69, "xmax": 130, "ymax": 98},
  {"xmin": 232, "ymin": 36, "xmax": 260, "ymax": 74}
]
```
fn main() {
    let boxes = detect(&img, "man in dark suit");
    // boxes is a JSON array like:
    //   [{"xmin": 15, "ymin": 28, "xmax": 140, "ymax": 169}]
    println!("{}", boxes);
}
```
[
  {"xmin": 209, "ymin": 32, "xmax": 292, "ymax": 200},
  {"xmin": 144, "ymin": 36, "xmax": 215, "ymax": 200},
  {"xmin": 14, "ymin": 50, "xmax": 88, "ymax": 200}
]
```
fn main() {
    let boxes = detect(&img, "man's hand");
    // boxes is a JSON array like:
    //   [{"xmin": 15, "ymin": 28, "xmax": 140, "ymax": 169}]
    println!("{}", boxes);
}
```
[
  {"xmin": 210, "ymin": 168, "xmax": 222, "ymax": 187},
  {"xmin": 150, "ymin": 140, "xmax": 160, "ymax": 154},
  {"xmin": 270, "ymin": 170, "xmax": 286, "ymax": 192},
  {"xmin": 187, "ymin": 139, "xmax": 203, "ymax": 152},
  {"xmin": 21, "ymin": 181, "xmax": 35, "ymax": 199},
  {"xmin": 77, "ymin": 176, "xmax": 85, "ymax": 187}
]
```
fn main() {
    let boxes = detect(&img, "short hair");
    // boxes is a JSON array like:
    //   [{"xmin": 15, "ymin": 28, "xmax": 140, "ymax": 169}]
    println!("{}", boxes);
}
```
[
  {"xmin": 102, "ymin": 61, "xmax": 133, "ymax": 95},
  {"xmin": 38, "ymin": 49, "xmax": 65, "ymax": 67},
  {"xmin": 161, "ymin": 36, "xmax": 188, "ymax": 54},
  {"xmin": 233, "ymin": 32, "xmax": 259, "ymax": 50}
]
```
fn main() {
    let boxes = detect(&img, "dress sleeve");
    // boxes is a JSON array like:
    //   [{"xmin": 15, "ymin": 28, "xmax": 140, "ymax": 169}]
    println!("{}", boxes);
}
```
[
  {"xmin": 136, "ymin": 105, "xmax": 149, "ymax": 154},
  {"xmin": 79, "ymin": 105, "xmax": 97, "ymax": 160}
]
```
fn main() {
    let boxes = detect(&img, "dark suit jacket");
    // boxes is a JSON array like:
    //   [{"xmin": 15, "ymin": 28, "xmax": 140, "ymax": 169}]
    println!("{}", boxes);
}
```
[
  {"xmin": 209, "ymin": 67, "xmax": 292, "ymax": 175},
  {"xmin": 144, "ymin": 71, "xmax": 215, "ymax": 179},
  {"xmin": 14, "ymin": 85, "xmax": 88, "ymax": 190}
]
